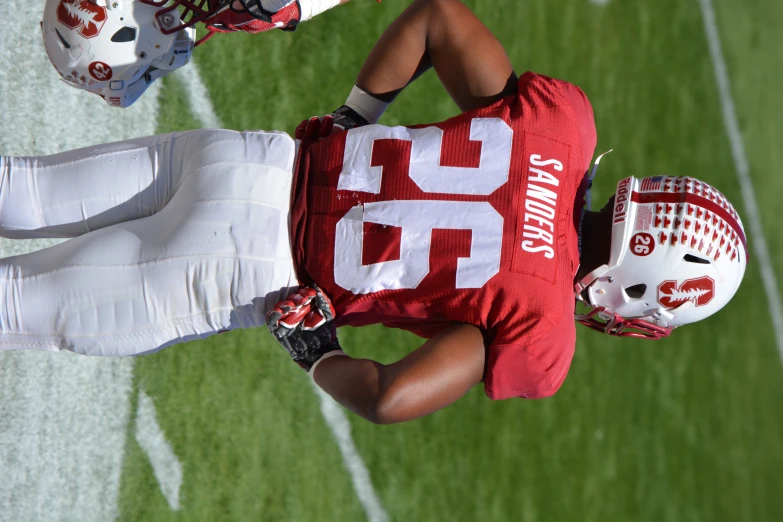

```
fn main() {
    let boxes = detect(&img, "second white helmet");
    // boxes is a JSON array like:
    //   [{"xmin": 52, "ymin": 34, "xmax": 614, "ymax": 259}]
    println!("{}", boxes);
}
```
[{"xmin": 41, "ymin": 0, "xmax": 195, "ymax": 107}]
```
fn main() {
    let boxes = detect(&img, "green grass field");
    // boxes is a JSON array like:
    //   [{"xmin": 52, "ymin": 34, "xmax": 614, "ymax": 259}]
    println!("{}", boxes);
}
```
[{"xmin": 117, "ymin": 1, "xmax": 783, "ymax": 521}]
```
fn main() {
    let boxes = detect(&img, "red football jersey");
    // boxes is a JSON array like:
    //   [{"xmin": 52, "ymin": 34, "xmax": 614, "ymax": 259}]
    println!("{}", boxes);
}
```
[{"xmin": 290, "ymin": 72, "xmax": 597, "ymax": 400}]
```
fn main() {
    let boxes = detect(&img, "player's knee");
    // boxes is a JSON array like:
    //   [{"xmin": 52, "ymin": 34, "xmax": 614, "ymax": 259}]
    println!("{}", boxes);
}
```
[{"xmin": 422, "ymin": 0, "xmax": 462, "ymax": 17}]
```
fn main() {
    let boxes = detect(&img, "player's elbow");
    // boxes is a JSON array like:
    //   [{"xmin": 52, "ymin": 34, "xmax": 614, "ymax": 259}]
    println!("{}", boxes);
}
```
[
  {"xmin": 367, "ymin": 383, "xmax": 431, "ymax": 425},
  {"xmin": 367, "ymin": 392, "xmax": 406, "ymax": 425},
  {"xmin": 370, "ymin": 381, "xmax": 461, "ymax": 425},
  {"xmin": 365, "ymin": 411, "xmax": 395, "ymax": 425}
]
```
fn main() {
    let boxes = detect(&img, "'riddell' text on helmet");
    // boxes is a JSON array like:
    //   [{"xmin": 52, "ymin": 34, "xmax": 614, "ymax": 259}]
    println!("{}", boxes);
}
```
[
  {"xmin": 575, "ymin": 175, "xmax": 747, "ymax": 339},
  {"xmin": 41, "ymin": 0, "xmax": 195, "ymax": 108}
]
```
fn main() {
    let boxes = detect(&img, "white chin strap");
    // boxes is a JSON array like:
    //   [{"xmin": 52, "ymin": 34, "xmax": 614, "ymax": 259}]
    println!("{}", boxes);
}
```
[
  {"xmin": 574, "ymin": 264, "xmax": 610, "ymax": 297},
  {"xmin": 585, "ymin": 149, "xmax": 613, "ymax": 210}
]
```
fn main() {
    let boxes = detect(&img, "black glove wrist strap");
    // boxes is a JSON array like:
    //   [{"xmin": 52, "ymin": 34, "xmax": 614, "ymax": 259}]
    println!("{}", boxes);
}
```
[
  {"xmin": 296, "ymin": 340, "xmax": 343, "ymax": 371},
  {"xmin": 332, "ymin": 105, "xmax": 369, "ymax": 130}
]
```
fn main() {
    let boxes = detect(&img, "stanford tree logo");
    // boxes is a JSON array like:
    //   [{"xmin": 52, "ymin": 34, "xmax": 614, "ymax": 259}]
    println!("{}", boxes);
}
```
[
  {"xmin": 657, "ymin": 276, "xmax": 715, "ymax": 308},
  {"xmin": 57, "ymin": 0, "xmax": 107, "ymax": 39}
]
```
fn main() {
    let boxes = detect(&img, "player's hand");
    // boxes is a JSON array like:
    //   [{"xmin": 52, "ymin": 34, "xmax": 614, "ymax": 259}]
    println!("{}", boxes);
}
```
[
  {"xmin": 294, "ymin": 106, "xmax": 370, "ymax": 140},
  {"xmin": 294, "ymin": 115, "xmax": 336, "ymax": 141},
  {"xmin": 265, "ymin": 285, "xmax": 342, "ymax": 371}
]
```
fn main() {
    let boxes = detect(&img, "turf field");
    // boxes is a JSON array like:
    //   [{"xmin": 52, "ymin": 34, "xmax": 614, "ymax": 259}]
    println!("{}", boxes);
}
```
[{"xmin": 1, "ymin": 0, "xmax": 782, "ymax": 521}]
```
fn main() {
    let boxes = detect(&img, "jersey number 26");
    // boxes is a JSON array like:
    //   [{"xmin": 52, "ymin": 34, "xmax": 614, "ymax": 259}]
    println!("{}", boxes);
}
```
[{"xmin": 334, "ymin": 118, "xmax": 513, "ymax": 294}]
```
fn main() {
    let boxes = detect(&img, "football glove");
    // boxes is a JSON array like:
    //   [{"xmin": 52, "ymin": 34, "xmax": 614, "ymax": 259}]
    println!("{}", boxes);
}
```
[
  {"xmin": 204, "ymin": 0, "xmax": 301, "ymax": 35},
  {"xmin": 265, "ymin": 285, "xmax": 342, "ymax": 371},
  {"xmin": 294, "ymin": 106, "xmax": 369, "ymax": 140},
  {"xmin": 330, "ymin": 105, "xmax": 370, "ymax": 131}
]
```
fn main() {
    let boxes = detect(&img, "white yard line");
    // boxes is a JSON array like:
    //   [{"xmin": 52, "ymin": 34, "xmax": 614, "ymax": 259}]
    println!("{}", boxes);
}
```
[
  {"xmin": 174, "ymin": 65, "xmax": 222, "ymax": 129},
  {"xmin": 0, "ymin": 2, "xmax": 160, "ymax": 520},
  {"xmin": 134, "ymin": 391, "xmax": 184, "ymax": 511},
  {"xmin": 313, "ymin": 385, "xmax": 390, "ymax": 522},
  {"xmin": 697, "ymin": 0, "xmax": 783, "ymax": 361},
  {"xmin": 179, "ymin": 60, "xmax": 388, "ymax": 520}
]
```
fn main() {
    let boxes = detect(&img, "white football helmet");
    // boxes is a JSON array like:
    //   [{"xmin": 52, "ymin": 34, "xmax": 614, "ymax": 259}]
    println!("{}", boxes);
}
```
[
  {"xmin": 575, "ymin": 175, "xmax": 748, "ymax": 339},
  {"xmin": 41, "ymin": 0, "xmax": 196, "ymax": 107}
]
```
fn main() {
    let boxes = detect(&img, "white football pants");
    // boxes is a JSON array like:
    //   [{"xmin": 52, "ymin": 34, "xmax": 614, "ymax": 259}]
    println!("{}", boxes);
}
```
[{"xmin": 0, "ymin": 129, "xmax": 298, "ymax": 356}]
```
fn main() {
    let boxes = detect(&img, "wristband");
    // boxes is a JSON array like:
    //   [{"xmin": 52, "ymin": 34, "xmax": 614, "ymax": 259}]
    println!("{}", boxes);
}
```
[
  {"xmin": 309, "ymin": 349, "xmax": 348, "ymax": 378},
  {"xmin": 332, "ymin": 105, "xmax": 369, "ymax": 130},
  {"xmin": 299, "ymin": 0, "xmax": 341, "ymax": 22},
  {"xmin": 259, "ymin": 0, "xmax": 296, "ymax": 11},
  {"xmin": 345, "ymin": 85, "xmax": 390, "ymax": 125}
]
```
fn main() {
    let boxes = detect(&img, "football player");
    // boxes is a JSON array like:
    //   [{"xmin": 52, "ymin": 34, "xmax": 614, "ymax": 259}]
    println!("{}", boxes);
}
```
[
  {"xmin": 2, "ymin": 0, "xmax": 746, "ymax": 424},
  {"xmin": 40, "ymin": 0, "xmax": 358, "ymax": 107}
]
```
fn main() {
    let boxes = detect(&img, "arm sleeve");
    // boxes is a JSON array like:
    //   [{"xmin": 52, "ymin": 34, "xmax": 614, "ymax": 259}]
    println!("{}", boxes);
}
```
[
  {"xmin": 558, "ymin": 80, "xmax": 598, "ymax": 172},
  {"xmin": 516, "ymin": 73, "xmax": 597, "ymax": 172},
  {"xmin": 381, "ymin": 320, "xmax": 451, "ymax": 340},
  {"xmin": 483, "ymin": 312, "xmax": 576, "ymax": 400}
]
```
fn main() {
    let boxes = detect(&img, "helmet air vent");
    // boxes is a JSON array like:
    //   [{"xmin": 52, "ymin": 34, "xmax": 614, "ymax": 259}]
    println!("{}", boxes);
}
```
[
  {"xmin": 111, "ymin": 27, "xmax": 137, "ymax": 43},
  {"xmin": 624, "ymin": 284, "xmax": 647, "ymax": 299},
  {"xmin": 683, "ymin": 254, "xmax": 710, "ymax": 265}
]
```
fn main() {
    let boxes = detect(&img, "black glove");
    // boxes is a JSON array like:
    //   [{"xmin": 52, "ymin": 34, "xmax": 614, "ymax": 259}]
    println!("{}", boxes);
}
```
[
  {"xmin": 265, "ymin": 285, "xmax": 342, "ymax": 371},
  {"xmin": 294, "ymin": 106, "xmax": 369, "ymax": 141},
  {"xmin": 330, "ymin": 105, "xmax": 370, "ymax": 131}
]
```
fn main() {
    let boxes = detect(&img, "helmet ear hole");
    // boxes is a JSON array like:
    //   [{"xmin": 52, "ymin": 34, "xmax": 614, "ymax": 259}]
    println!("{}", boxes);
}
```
[
  {"xmin": 684, "ymin": 254, "xmax": 711, "ymax": 265},
  {"xmin": 624, "ymin": 284, "xmax": 647, "ymax": 300},
  {"xmin": 111, "ymin": 27, "xmax": 137, "ymax": 43}
]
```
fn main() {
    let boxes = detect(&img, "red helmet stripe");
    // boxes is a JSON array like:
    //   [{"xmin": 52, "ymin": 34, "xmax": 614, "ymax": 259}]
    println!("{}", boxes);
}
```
[{"xmin": 631, "ymin": 191, "xmax": 748, "ymax": 259}]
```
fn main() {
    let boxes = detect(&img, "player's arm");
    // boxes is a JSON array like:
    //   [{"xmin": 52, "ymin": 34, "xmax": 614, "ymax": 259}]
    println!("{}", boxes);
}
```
[
  {"xmin": 297, "ymin": 0, "xmax": 516, "ymax": 133},
  {"xmin": 313, "ymin": 323, "xmax": 485, "ymax": 424},
  {"xmin": 346, "ymin": 0, "xmax": 517, "ymax": 123},
  {"xmin": 266, "ymin": 288, "xmax": 485, "ymax": 424},
  {"xmin": 207, "ymin": 0, "xmax": 353, "ymax": 37}
]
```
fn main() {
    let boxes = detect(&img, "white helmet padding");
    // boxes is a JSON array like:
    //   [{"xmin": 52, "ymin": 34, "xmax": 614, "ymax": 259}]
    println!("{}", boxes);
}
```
[
  {"xmin": 575, "ymin": 175, "xmax": 748, "ymax": 339},
  {"xmin": 41, "ymin": 0, "xmax": 195, "ymax": 107}
]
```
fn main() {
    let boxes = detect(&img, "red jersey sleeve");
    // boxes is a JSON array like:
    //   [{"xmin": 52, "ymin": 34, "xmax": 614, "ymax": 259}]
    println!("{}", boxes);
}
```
[
  {"xmin": 517, "ymin": 72, "xmax": 597, "ymax": 173},
  {"xmin": 556, "ymin": 80, "xmax": 597, "ymax": 172},
  {"xmin": 484, "ymin": 310, "xmax": 576, "ymax": 400},
  {"xmin": 381, "ymin": 321, "xmax": 451, "ymax": 340}
]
